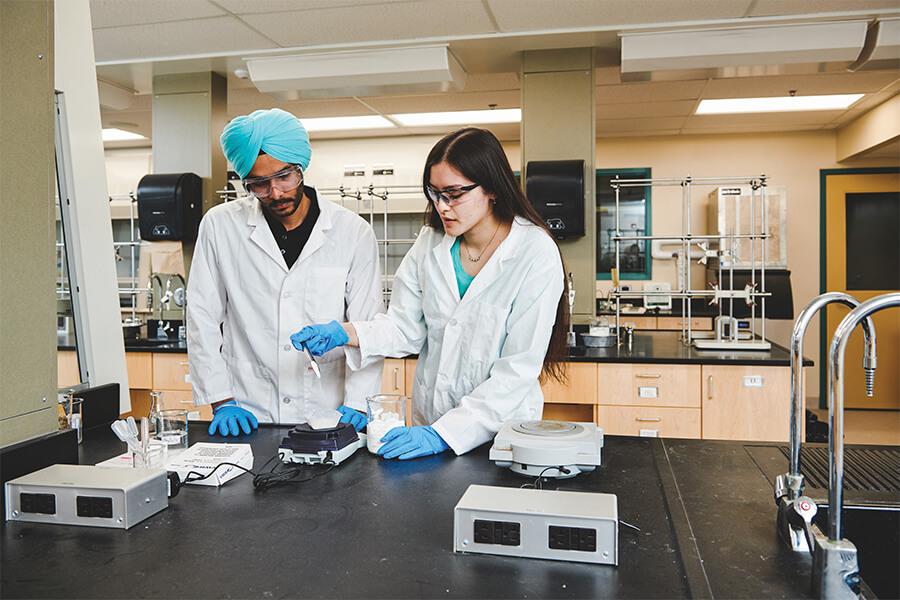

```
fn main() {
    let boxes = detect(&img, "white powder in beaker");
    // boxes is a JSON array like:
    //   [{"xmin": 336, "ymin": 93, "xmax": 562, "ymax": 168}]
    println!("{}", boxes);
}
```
[{"xmin": 367, "ymin": 411, "xmax": 404, "ymax": 454}]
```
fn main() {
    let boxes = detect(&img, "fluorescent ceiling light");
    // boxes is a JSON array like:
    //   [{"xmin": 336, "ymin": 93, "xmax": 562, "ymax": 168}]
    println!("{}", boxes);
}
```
[
  {"xmin": 391, "ymin": 108, "xmax": 521, "ymax": 127},
  {"xmin": 102, "ymin": 128, "xmax": 146, "ymax": 141},
  {"xmin": 696, "ymin": 94, "xmax": 864, "ymax": 115},
  {"xmin": 302, "ymin": 115, "xmax": 394, "ymax": 131}
]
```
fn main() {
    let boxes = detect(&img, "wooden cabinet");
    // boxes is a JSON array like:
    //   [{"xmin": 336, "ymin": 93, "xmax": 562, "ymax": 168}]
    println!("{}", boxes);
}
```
[
  {"xmin": 157, "ymin": 389, "xmax": 213, "ymax": 421},
  {"xmin": 381, "ymin": 359, "xmax": 405, "ymax": 394},
  {"xmin": 701, "ymin": 365, "xmax": 790, "ymax": 442},
  {"xmin": 151, "ymin": 353, "xmax": 192, "ymax": 391},
  {"xmin": 597, "ymin": 405, "xmax": 701, "ymax": 438},
  {"xmin": 126, "ymin": 353, "xmax": 153, "ymax": 389},
  {"xmin": 57, "ymin": 351, "xmax": 80, "ymax": 388},
  {"xmin": 597, "ymin": 364, "xmax": 700, "ymax": 408},
  {"xmin": 541, "ymin": 363, "xmax": 597, "ymax": 405},
  {"xmin": 618, "ymin": 316, "xmax": 657, "ymax": 330},
  {"xmin": 656, "ymin": 317, "xmax": 712, "ymax": 331}
]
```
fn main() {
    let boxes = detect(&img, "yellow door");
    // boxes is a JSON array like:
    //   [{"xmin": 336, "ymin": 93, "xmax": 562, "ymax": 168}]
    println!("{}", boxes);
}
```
[{"xmin": 824, "ymin": 171, "xmax": 899, "ymax": 409}]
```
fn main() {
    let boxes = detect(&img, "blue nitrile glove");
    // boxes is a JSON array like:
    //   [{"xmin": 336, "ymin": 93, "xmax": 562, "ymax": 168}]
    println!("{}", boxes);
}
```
[
  {"xmin": 337, "ymin": 405, "xmax": 367, "ymax": 432},
  {"xmin": 208, "ymin": 400, "xmax": 259, "ymax": 437},
  {"xmin": 377, "ymin": 426, "xmax": 450, "ymax": 460},
  {"xmin": 290, "ymin": 320, "xmax": 349, "ymax": 356}
]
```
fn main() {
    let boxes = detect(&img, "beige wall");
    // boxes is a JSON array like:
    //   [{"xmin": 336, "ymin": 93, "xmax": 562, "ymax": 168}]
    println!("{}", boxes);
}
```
[
  {"xmin": 105, "ymin": 128, "xmax": 896, "ymax": 400},
  {"xmin": 594, "ymin": 130, "xmax": 894, "ymax": 398}
]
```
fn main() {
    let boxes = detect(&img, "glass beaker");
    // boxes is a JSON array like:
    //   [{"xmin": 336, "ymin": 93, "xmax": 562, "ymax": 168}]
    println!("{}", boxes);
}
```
[
  {"xmin": 156, "ymin": 409, "xmax": 189, "ymax": 450},
  {"xmin": 133, "ymin": 441, "xmax": 168, "ymax": 469},
  {"xmin": 365, "ymin": 394, "xmax": 407, "ymax": 454}
]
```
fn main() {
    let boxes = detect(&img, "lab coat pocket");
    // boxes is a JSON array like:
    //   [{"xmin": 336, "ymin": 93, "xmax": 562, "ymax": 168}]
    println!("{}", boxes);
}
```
[{"xmin": 309, "ymin": 266, "xmax": 347, "ymax": 322}]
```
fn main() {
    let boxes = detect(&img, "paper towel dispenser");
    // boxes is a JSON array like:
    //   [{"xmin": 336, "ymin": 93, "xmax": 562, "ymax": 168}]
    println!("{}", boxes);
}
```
[
  {"xmin": 137, "ymin": 173, "xmax": 202, "ymax": 241},
  {"xmin": 524, "ymin": 160, "xmax": 585, "ymax": 239}
]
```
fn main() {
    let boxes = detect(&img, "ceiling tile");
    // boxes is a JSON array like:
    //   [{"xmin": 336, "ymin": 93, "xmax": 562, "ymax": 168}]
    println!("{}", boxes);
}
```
[
  {"xmin": 486, "ymin": 0, "xmax": 751, "ymax": 31},
  {"xmin": 214, "ymin": 0, "xmax": 418, "ymax": 14},
  {"xmin": 92, "ymin": 16, "xmax": 278, "ymax": 63},
  {"xmin": 598, "ymin": 129, "xmax": 682, "ymax": 138},
  {"xmin": 598, "ymin": 100, "xmax": 697, "ymax": 119},
  {"xmin": 240, "ymin": 1, "xmax": 495, "ymax": 47},
  {"xmin": 748, "ymin": 0, "xmax": 900, "ymax": 17},
  {"xmin": 686, "ymin": 111, "xmax": 845, "ymax": 128},
  {"xmin": 90, "ymin": 0, "xmax": 225, "ymax": 28},
  {"xmin": 597, "ymin": 116, "xmax": 687, "ymax": 133},
  {"xmin": 703, "ymin": 71, "xmax": 900, "ymax": 98},
  {"xmin": 228, "ymin": 97, "xmax": 376, "ymax": 119},
  {"xmin": 680, "ymin": 123, "xmax": 826, "ymax": 133},
  {"xmin": 360, "ymin": 90, "xmax": 521, "ymax": 113},
  {"xmin": 597, "ymin": 80, "xmax": 707, "ymax": 104}
]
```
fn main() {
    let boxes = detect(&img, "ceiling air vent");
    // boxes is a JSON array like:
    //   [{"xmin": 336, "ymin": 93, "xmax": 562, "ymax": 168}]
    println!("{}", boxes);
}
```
[
  {"xmin": 620, "ymin": 21, "xmax": 869, "ymax": 82},
  {"xmin": 245, "ymin": 44, "xmax": 467, "ymax": 100}
]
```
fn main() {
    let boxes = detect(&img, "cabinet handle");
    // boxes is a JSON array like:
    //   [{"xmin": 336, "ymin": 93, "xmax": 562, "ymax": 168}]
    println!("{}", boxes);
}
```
[
  {"xmin": 179, "ymin": 400, "xmax": 194, "ymax": 405},
  {"xmin": 635, "ymin": 373, "xmax": 662, "ymax": 379},
  {"xmin": 635, "ymin": 417, "xmax": 662, "ymax": 422},
  {"xmin": 707, "ymin": 375, "xmax": 714, "ymax": 400},
  {"xmin": 178, "ymin": 361, "xmax": 189, "ymax": 367},
  {"xmin": 392, "ymin": 368, "xmax": 399, "ymax": 391}
]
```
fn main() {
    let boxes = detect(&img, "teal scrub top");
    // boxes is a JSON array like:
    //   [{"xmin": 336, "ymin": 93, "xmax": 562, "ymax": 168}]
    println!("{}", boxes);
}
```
[{"xmin": 451, "ymin": 237, "xmax": 475, "ymax": 298}]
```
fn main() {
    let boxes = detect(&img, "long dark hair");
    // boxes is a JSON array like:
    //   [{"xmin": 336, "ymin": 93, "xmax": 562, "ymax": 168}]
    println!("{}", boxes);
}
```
[{"xmin": 422, "ymin": 127, "xmax": 569, "ymax": 384}]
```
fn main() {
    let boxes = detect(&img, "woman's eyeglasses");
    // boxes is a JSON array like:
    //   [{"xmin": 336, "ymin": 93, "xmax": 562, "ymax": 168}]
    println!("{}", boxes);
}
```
[{"xmin": 425, "ymin": 183, "xmax": 480, "ymax": 206}]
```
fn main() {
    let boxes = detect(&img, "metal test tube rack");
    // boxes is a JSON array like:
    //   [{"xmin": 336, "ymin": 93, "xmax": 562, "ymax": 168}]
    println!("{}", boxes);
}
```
[
  {"xmin": 610, "ymin": 174, "xmax": 772, "ymax": 350},
  {"xmin": 320, "ymin": 184, "xmax": 422, "ymax": 303}
]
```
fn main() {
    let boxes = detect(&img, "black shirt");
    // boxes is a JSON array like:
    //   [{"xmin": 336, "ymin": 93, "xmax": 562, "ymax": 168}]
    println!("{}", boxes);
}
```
[{"xmin": 263, "ymin": 186, "xmax": 320, "ymax": 269}]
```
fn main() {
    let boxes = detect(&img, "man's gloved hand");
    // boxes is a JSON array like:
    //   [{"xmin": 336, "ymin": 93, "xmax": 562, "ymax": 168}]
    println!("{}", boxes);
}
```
[
  {"xmin": 377, "ymin": 426, "xmax": 450, "ymax": 460},
  {"xmin": 337, "ymin": 405, "xmax": 367, "ymax": 432},
  {"xmin": 290, "ymin": 320, "xmax": 349, "ymax": 356},
  {"xmin": 208, "ymin": 401, "xmax": 259, "ymax": 437}
]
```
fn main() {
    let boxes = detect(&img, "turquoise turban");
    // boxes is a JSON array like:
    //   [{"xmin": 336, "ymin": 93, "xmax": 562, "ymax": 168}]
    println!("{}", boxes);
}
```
[{"xmin": 220, "ymin": 108, "xmax": 311, "ymax": 179}]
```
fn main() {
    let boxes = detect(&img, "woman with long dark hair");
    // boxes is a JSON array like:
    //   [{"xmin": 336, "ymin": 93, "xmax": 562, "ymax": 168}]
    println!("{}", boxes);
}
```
[{"xmin": 293, "ymin": 127, "xmax": 569, "ymax": 459}]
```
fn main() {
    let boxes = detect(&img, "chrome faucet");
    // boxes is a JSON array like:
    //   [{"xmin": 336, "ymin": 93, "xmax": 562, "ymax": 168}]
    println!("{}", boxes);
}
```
[
  {"xmin": 810, "ymin": 292, "xmax": 899, "ymax": 599},
  {"xmin": 775, "ymin": 292, "xmax": 877, "ymax": 552}
]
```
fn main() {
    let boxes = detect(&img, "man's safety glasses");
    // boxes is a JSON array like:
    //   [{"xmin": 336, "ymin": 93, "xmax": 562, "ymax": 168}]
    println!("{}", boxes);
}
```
[
  {"xmin": 243, "ymin": 165, "xmax": 303, "ymax": 199},
  {"xmin": 425, "ymin": 183, "xmax": 480, "ymax": 206}
]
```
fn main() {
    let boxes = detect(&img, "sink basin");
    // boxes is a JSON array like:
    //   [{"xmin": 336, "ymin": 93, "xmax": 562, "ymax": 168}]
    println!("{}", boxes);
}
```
[{"xmin": 746, "ymin": 444, "xmax": 900, "ymax": 599}]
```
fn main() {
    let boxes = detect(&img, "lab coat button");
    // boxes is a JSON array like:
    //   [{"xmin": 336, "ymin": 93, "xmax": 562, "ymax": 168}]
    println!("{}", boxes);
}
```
[
  {"xmin": 283, "ymin": 344, "xmax": 292, "ymax": 351},
  {"xmin": 449, "ymin": 319, "xmax": 458, "ymax": 327},
  {"xmin": 282, "ymin": 397, "xmax": 291, "ymax": 404}
]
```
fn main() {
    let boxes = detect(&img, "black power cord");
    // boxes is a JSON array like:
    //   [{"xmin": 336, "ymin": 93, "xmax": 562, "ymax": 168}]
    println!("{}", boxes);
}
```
[
  {"xmin": 520, "ymin": 465, "xmax": 571, "ymax": 490},
  {"xmin": 179, "ymin": 451, "xmax": 336, "ymax": 491}
]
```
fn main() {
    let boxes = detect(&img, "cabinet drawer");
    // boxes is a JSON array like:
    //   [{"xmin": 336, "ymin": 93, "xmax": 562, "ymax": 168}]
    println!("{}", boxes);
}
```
[
  {"xmin": 597, "ymin": 405, "xmax": 700, "ymax": 438},
  {"xmin": 152, "ymin": 353, "xmax": 191, "ymax": 390},
  {"xmin": 656, "ymin": 317, "xmax": 713, "ymax": 331},
  {"xmin": 126, "ymin": 353, "xmax": 153, "ymax": 389},
  {"xmin": 598, "ymin": 364, "xmax": 700, "ymax": 408},
  {"xmin": 157, "ymin": 389, "xmax": 212, "ymax": 422},
  {"xmin": 541, "ymin": 363, "xmax": 597, "ymax": 405},
  {"xmin": 381, "ymin": 359, "xmax": 405, "ymax": 395}
]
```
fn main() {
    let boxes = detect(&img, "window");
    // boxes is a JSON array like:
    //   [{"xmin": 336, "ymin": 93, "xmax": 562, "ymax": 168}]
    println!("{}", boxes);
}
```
[{"xmin": 596, "ymin": 168, "xmax": 652, "ymax": 280}]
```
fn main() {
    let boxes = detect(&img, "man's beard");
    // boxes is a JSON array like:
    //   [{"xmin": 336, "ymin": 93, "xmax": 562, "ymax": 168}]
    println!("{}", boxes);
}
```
[{"xmin": 261, "ymin": 189, "xmax": 303, "ymax": 218}]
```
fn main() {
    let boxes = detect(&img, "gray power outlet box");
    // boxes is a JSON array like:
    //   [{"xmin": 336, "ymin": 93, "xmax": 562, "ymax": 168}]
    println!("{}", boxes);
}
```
[
  {"xmin": 5, "ymin": 464, "xmax": 168, "ymax": 529},
  {"xmin": 453, "ymin": 484, "xmax": 618, "ymax": 565}
]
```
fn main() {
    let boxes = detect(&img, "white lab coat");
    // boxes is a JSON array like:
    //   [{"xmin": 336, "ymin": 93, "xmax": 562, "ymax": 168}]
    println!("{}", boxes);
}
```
[
  {"xmin": 348, "ymin": 217, "xmax": 564, "ymax": 455},
  {"xmin": 187, "ymin": 191, "xmax": 384, "ymax": 423}
]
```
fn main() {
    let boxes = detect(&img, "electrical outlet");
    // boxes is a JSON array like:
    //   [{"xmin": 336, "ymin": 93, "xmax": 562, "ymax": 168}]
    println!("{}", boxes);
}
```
[{"xmin": 743, "ymin": 375, "xmax": 764, "ymax": 388}]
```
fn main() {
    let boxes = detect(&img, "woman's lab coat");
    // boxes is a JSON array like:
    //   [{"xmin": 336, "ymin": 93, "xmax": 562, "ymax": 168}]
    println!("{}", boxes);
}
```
[
  {"xmin": 348, "ymin": 217, "xmax": 564, "ymax": 454},
  {"xmin": 187, "ymin": 192, "xmax": 384, "ymax": 423}
]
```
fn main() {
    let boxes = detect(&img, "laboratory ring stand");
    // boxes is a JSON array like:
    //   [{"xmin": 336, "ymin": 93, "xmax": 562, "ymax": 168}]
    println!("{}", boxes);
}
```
[{"xmin": 610, "ymin": 174, "xmax": 774, "ymax": 351}]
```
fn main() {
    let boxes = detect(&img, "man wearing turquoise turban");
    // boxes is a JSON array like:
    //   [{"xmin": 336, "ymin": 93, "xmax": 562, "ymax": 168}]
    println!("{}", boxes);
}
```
[{"xmin": 186, "ymin": 108, "xmax": 384, "ymax": 436}]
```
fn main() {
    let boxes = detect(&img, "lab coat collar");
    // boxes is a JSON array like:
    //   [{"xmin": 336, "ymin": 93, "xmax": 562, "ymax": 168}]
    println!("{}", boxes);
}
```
[
  {"xmin": 246, "ymin": 187, "xmax": 335, "ymax": 272},
  {"xmin": 434, "ymin": 216, "xmax": 531, "ymax": 306}
]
